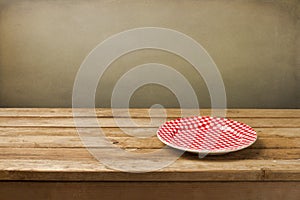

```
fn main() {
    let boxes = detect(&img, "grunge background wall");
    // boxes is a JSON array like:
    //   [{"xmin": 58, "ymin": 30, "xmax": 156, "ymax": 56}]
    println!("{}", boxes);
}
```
[{"xmin": 0, "ymin": 0, "xmax": 299, "ymax": 108}]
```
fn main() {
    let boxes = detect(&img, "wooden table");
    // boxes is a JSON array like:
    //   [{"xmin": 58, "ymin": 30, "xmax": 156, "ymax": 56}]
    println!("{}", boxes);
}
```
[{"xmin": 0, "ymin": 108, "xmax": 299, "ymax": 199}]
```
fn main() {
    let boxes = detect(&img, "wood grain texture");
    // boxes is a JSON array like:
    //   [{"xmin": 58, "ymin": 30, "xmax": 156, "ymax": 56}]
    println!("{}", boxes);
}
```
[
  {"xmin": 0, "ymin": 148, "xmax": 299, "ymax": 161},
  {"xmin": 0, "ymin": 117, "xmax": 299, "ymax": 127},
  {"xmin": 0, "ymin": 127, "xmax": 299, "ymax": 138},
  {"xmin": 0, "ymin": 135, "xmax": 298, "ymax": 149},
  {"xmin": 0, "ymin": 108, "xmax": 299, "ymax": 118},
  {"xmin": 0, "ymin": 159, "xmax": 299, "ymax": 181},
  {"xmin": 0, "ymin": 108, "xmax": 299, "ymax": 182}
]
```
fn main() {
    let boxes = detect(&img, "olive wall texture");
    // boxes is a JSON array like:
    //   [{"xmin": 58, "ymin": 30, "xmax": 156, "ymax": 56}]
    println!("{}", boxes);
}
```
[{"xmin": 0, "ymin": 0, "xmax": 299, "ymax": 108}]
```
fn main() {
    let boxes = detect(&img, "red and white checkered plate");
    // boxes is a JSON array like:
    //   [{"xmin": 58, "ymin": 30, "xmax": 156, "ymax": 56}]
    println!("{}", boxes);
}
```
[{"xmin": 157, "ymin": 116, "xmax": 257, "ymax": 155}]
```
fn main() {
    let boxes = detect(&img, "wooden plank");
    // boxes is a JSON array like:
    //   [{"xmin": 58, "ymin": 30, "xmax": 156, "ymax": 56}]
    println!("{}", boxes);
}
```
[
  {"xmin": 255, "ymin": 128, "xmax": 300, "ymax": 138},
  {"xmin": 0, "ymin": 117, "xmax": 299, "ymax": 128},
  {"xmin": 0, "ymin": 127, "xmax": 299, "ymax": 138},
  {"xmin": 0, "ymin": 159, "xmax": 299, "ymax": 181},
  {"xmin": 0, "ymin": 182, "xmax": 299, "ymax": 200},
  {"xmin": 0, "ymin": 108, "xmax": 299, "ymax": 118},
  {"xmin": 0, "ymin": 135, "xmax": 298, "ymax": 149},
  {"xmin": 0, "ymin": 148, "xmax": 298, "ymax": 161}
]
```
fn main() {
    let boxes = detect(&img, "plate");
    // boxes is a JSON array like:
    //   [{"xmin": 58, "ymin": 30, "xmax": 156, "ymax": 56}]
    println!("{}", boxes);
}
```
[{"xmin": 157, "ymin": 116, "xmax": 257, "ymax": 155}]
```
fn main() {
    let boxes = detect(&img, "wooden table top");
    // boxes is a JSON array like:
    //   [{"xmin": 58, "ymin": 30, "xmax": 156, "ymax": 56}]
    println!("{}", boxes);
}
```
[{"xmin": 0, "ymin": 108, "xmax": 299, "ymax": 182}]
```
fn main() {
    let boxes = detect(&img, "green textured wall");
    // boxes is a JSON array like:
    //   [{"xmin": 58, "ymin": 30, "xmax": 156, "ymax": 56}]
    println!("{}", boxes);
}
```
[{"xmin": 0, "ymin": 0, "xmax": 299, "ymax": 108}]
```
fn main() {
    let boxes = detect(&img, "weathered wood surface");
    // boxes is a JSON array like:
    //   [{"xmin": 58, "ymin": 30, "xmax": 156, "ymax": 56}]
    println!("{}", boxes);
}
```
[
  {"xmin": 0, "ymin": 117, "xmax": 299, "ymax": 127},
  {"xmin": 0, "ymin": 109, "xmax": 299, "ymax": 181},
  {"xmin": 0, "ymin": 108, "xmax": 299, "ymax": 118}
]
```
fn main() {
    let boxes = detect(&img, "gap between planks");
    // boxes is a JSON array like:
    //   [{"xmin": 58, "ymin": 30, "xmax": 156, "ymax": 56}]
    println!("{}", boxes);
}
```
[
  {"xmin": 0, "ymin": 117, "xmax": 299, "ymax": 128},
  {"xmin": 0, "ymin": 148, "xmax": 299, "ymax": 160}
]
